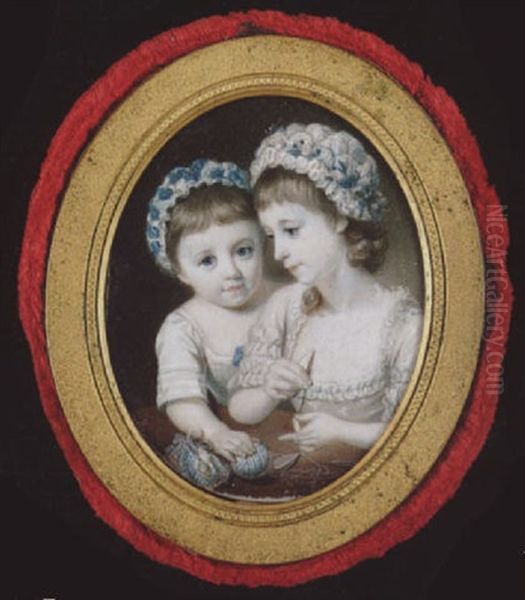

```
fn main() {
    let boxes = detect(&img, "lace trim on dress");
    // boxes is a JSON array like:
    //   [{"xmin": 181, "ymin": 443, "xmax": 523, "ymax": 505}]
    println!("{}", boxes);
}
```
[{"xmin": 303, "ymin": 375, "xmax": 387, "ymax": 403}]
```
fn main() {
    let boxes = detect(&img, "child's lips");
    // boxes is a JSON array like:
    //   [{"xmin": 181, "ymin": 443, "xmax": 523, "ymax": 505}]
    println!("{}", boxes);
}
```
[{"xmin": 223, "ymin": 283, "xmax": 245, "ymax": 293}]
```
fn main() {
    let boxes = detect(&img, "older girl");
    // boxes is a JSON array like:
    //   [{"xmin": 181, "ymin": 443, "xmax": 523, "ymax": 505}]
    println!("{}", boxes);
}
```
[{"xmin": 229, "ymin": 124, "xmax": 422, "ymax": 455}]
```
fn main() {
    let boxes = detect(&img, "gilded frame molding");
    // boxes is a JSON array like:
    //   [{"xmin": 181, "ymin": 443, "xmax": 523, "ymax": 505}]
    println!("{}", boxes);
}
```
[{"xmin": 45, "ymin": 36, "xmax": 484, "ymax": 564}]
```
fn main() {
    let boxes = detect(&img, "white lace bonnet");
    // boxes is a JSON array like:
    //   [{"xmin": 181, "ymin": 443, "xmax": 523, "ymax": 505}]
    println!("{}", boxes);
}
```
[{"xmin": 250, "ymin": 123, "xmax": 386, "ymax": 222}]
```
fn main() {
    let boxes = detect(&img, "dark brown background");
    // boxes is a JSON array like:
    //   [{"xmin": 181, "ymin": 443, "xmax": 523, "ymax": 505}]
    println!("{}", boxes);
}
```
[{"xmin": 2, "ymin": 1, "xmax": 524, "ymax": 598}]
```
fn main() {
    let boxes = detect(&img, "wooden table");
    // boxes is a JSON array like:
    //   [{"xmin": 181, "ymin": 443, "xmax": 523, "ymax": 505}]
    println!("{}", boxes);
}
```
[{"xmin": 133, "ymin": 403, "xmax": 366, "ymax": 501}]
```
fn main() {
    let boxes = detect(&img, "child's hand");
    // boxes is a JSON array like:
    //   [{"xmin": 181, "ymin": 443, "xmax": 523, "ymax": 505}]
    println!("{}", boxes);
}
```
[
  {"xmin": 206, "ymin": 427, "xmax": 255, "ymax": 462},
  {"xmin": 279, "ymin": 412, "xmax": 345, "ymax": 453},
  {"xmin": 263, "ymin": 358, "xmax": 311, "ymax": 402}
]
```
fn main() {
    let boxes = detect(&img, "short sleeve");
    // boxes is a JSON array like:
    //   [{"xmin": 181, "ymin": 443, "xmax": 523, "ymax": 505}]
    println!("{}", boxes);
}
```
[
  {"xmin": 382, "ymin": 296, "xmax": 423, "ymax": 421},
  {"xmin": 233, "ymin": 284, "xmax": 300, "ymax": 389},
  {"xmin": 155, "ymin": 312, "xmax": 207, "ymax": 410}
]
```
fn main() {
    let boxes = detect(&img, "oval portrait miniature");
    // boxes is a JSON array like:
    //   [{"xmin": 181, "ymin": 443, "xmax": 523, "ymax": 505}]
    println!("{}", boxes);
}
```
[
  {"xmin": 107, "ymin": 99, "xmax": 424, "ymax": 500},
  {"xmin": 39, "ymin": 30, "xmax": 486, "ymax": 570}
]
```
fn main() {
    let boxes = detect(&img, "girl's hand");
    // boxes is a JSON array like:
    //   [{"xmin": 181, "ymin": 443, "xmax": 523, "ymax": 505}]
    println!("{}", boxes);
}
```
[
  {"xmin": 279, "ymin": 412, "xmax": 345, "ymax": 453},
  {"xmin": 206, "ymin": 427, "xmax": 255, "ymax": 462},
  {"xmin": 263, "ymin": 358, "xmax": 311, "ymax": 402}
]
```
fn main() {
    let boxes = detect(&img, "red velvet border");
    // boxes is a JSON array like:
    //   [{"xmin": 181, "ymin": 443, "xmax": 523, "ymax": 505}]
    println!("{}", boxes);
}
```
[{"xmin": 18, "ymin": 10, "xmax": 512, "ymax": 587}]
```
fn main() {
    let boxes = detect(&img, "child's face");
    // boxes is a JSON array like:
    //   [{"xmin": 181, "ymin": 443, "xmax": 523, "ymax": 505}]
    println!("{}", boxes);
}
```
[
  {"xmin": 258, "ymin": 201, "xmax": 346, "ymax": 287},
  {"xmin": 176, "ymin": 220, "xmax": 264, "ymax": 308}
]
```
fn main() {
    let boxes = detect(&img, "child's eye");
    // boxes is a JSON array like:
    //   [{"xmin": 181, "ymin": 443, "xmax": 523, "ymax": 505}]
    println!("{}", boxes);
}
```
[
  {"xmin": 199, "ymin": 255, "xmax": 216, "ymax": 268},
  {"xmin": 283, "ymin": 227, "xmax": 299, "ymax": 237},
  {"xmin": 236, "ymin": 244, "xmax": 254, "ymax": 259}
]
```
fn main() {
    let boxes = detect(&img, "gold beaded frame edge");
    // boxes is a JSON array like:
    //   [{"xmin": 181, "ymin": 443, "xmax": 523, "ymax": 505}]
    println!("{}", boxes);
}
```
[{"xmin": 45, "ymin": 36, "xmax": 484, "ymax": 564}]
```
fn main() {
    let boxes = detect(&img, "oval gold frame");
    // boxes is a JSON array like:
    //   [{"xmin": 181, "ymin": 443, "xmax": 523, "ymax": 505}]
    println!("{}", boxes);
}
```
[{"xmin": 45, "ymin": 36, "xmax": 484, "ymax": 564}]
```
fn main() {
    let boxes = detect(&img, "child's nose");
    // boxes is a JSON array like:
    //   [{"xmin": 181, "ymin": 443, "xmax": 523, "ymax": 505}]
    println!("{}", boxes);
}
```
[
  {"xmin": 223, "ymin": 255, "xmax": 241, "ymax": 278},
  {"xmin": 274, "ymin": 238, "xmax": 289, "ymax": 261}
]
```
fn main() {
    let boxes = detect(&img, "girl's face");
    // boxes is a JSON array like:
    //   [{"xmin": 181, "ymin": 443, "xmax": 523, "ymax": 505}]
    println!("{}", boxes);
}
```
[
  {"xmin": 176, "ymin": 220, "xmax": 264, "ymax": 308},
  {"xmin": 258, "ymin": 201, "xmax": 346, "ymax": 286}
]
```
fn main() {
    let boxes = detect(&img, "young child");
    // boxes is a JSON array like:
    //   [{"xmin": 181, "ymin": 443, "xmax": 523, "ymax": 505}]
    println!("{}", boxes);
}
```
[
  {"xmin": 146, "ymin": 159, "xmax": 274, "ymax": 478},
  {"xmin": 229, "ymin": 124, "xmax": 423, "ymax": 456}
]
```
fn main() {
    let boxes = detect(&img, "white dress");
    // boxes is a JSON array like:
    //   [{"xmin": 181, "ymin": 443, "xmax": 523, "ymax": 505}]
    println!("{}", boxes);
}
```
[
  {"xmin": 236, "ymin": 283, "xmax": 423, "ymax": 423},
  {"xmin": 155, "ymin": 307, "xmax": 244, "ymax": 410}
]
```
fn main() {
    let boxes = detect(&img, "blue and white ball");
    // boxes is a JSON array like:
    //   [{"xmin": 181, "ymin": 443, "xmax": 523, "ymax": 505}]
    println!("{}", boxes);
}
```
[
  {"xmin": 231, "ymin": 441, "xmax": 269, "ymax": 479},
  {"xmin": 166, "ymin": 434, "xmax": 231, "ymax": 490}
]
